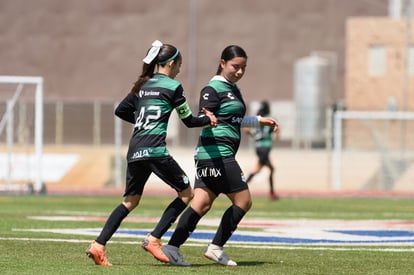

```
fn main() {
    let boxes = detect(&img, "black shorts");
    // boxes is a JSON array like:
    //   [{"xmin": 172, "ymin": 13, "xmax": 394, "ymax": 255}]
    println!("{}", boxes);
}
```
[
  {"xmin": 256, "ymin": 147, "xmax": 271, "ymax": 165},
  {"xmin": 124, "ymin": 156, "xmax": 190, "ymax": 196},
  {"xmin": 194, "ymin": 157, "xmax": 248, "ymax": 196}
]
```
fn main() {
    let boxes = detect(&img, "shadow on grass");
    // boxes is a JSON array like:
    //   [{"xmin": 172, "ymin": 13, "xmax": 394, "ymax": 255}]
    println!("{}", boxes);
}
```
[
  {"xmin": 236, "ymin": 261, "xmax": 266, "ymax": 266},
  {"xmin": 178, "ymin": 261, "xmax": 266, "ymax": 267}
]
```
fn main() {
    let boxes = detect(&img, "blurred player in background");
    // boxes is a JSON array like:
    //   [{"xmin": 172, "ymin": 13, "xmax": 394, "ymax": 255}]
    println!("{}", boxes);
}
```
[
  {"xmin": 245, "ymin": 100, "xmax": 278, "ymax": 200},
  {"xmin": 85, "ymin": 40, "xmax": 217, "ymax": 266}
]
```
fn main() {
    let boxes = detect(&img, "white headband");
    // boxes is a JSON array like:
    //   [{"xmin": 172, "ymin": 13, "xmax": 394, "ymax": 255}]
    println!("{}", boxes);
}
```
[{"xmin": 143, "ymin": 40, "xmax": 163, "ymax": 64}]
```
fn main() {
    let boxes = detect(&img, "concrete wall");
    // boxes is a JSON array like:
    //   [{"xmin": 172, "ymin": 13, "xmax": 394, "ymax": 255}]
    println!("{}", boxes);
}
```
[
  {"xmin": 0, "ymin": 0, "xmax": 387, "ymax": 104},
  {"xmin": 345, "ymin": 17, "xmax": 414, "ymax": 149},
  {"xmin": 346, "ymin": 17, "xmax": 414, "ymax": 111}
]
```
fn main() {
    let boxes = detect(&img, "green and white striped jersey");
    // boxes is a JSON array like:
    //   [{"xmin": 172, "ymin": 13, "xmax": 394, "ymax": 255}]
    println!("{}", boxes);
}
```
[
  {"xmin": 115, "ymin": 73, "xmax": 209, "ymax": 162},
  {"xmin": 252, "ymin": 123, "xmax": 273, "ymax": 149},
  {"xmin": 195, "ymin": 75, "xmax": 246, "ymax": 160}
]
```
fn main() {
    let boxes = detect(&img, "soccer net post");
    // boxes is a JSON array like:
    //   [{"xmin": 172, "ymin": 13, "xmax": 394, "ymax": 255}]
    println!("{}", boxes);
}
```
[
  {"xmin": 332, "ymin": 110, "xmax": 414, "ymax": 191},
  {"xmin": 0, "ymin": 76, "xmax": 44, "ymax": 193}
]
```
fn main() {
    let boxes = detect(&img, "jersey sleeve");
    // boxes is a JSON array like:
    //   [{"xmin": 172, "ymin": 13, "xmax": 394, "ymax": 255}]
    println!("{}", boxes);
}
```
[
  {"xmin": 171, "ymin": 85, "xmax": 187, "ymax": 108},
  {"xmin": 180, "ymin": 112, "xmax": 210, "ymax": 128},
  {"xmin": 114, "ymin": 92, "xmax": 137, "ymax": 124},
  {"xmin": 175, "ymin": 101, "xmax": 211, "ymax": 128},
  {"xmin": 198, "ymin": 86, "xmax": 220, "ymax": 115}
]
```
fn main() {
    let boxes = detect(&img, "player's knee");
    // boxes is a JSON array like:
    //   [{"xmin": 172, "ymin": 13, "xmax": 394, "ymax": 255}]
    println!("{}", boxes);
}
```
[
  {"xmin": 238, "ymin": 198, "xmax": 252, "ymax": 212},
  {"xmin": 178, "ymin": 187, "xmax": 194, "ymax": 204},
  {"xmin": 245, "ymin": 199, "xmax": 252, "ymax": 212},
  {"xmin": 122, "ymin": 195, "xmax": 140, "ymax": 211},
  {"xmin": 202, "ymin": 203, "xmax": 212, "ymax": 214},
  {"xmin": 191, "ymin": 200, "xmax": 212, "ymax": 216}
]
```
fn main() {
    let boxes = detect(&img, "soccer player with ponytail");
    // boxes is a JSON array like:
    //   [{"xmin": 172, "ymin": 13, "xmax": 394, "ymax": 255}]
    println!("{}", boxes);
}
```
[
  {"xmin": 86, "ymin": 40, "xmax": 217, "ymax": 266},
  {"xmin": 159, "ymin": 45, "xmax": 279, "ymax": 266}
]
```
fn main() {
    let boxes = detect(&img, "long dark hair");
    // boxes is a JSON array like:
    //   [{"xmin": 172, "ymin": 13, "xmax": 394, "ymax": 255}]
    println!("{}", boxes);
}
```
[
  {"xmin": 131, "ymin": 43, "xmax": 181, "ymax": 94},
  {"xmin": 216, "ymin": 45, "xmax": 247, "ymax": 75},
  {"xmin": 257, "ymin": 101, "xmax": 270, "ymax": 116}
]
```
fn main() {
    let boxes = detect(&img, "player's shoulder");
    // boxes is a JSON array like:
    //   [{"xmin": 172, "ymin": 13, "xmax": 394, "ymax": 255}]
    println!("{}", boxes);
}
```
[
  {"xmin": 148, "ymin": 74, "xmax": 181, "ymax": 91},
  {"xmin": 207, "ymin": 80, "xmax": 232, "ymax": 93}
]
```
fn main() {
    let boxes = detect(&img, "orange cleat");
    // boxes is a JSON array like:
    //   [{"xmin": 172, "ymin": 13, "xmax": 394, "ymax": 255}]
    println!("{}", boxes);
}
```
[
  {"xmin": 141, "ymin": 234, "xmax": 169, "ymax": 263},
  {"xmin": 86, "ymin": 240, "xmax": 112, "ymax": 266}
]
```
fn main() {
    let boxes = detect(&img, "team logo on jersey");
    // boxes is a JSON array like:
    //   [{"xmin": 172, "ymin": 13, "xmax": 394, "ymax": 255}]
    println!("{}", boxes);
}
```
[
  {"xmin": 203, "ymin": 93, "xmax": 209, "ymax": 100},
  {"xmin": 182, "ymin": 175, "xmax": 190, "ymax": 185},
  {"xmin": 131, "ymin": 149, "xmax": 152, "ymax": 159},
  {"xmin": 227, "ymin": 92, "xmax": 235, "ymax": 99},
  {"xmin": 178, "ymin": 108, "xmax": 186, "ymax": 115},
  {"xmin": 139, "ymin": 90, "xmax": 160, "ymax": 98},
  {"xmin": 231, "ymin": 116, "xmax": 244, "ymax": 124},
  {"xmin": 195, "ymin": 167, "xmax": 222, "ymax": 179}
]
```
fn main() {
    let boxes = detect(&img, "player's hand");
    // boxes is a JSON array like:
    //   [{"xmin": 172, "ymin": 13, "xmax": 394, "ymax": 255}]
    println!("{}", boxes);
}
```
[
  {"xmin": 243, "ymin": 128, "xmax": 251, "ymax": 135},
  {"xmin": 260, "ymin": 117, "xmax": 279, "ymax": 133},
  {"xmin": 202, "ymin": 107, "xmax": 218, "ymax": 127}
]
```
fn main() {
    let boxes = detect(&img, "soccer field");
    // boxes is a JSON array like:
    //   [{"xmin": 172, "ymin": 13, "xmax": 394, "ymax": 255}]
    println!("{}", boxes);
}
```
[{"xmin": 1, "ymin": 195, "xmax": 414, "ymax": 274}]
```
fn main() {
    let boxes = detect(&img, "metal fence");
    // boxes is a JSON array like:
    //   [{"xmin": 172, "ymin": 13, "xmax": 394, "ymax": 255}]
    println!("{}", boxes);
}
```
[{"xmin": 0, "ymin": 100, "xmax": 213, "ymax": 147}]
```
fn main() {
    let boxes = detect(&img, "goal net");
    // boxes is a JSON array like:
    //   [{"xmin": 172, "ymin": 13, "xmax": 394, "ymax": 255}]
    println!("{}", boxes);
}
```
[
  {"xmin": 332, "ymin": 110, "xmax": 414, "ymax": 192},
  {"xmin": 0, "ymin": 76, "xmax": 44, "ymax": 194}
]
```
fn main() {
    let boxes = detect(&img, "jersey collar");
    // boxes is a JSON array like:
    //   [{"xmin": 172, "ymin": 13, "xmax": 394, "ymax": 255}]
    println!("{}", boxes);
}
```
[
  {"xmin": 210, "ymin": 75, "xmax": 236, "ymax": 86},
  {"xmin": 211, "ymin": 75, "xmax": 232, "ymax": 84}
]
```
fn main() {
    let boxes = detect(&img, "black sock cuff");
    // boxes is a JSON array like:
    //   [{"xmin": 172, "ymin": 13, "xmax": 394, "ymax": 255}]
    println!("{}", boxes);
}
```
[
  {"xmin": 150, "ymin": 197, "xmax": 187, "ymax": 239},
  {"xmin": 183, "ymin": 207, "xmax": 202, "ymax": 232},
  {"xmin": 232, "ymin": 204, "xmax": 246, "ymax": 216},
  {"xmin": 211, "ymin": 204, "xmax": 246, "ymax": 247},
  {"xmin": 167, "ymin": 206, "xmax": 202, "ymax": 247},
  {"xmin": 173, "ymin": 197, "xmax": 187, "ymax": 210},
  {"xmin": 119, "ymin": 203, "xmax": 130, "ymax": 215},
  {"xmin": 187, "ymin": 207, "xmax": 201, "ymax": 219},
  {"xmin": 95, "ymin": 203, "xmax": 130, "ymax": 245}
]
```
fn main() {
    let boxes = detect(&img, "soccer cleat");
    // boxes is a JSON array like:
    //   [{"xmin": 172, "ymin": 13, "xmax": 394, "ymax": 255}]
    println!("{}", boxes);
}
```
[
  {"xmin": 85, "ymin": 240, "xmax": 112, "ymax": 266},
  {"xmin": 141, "ymin": 234, "xmax": 169, "ymax": 263},
  {"xmin": 162, "ymin": 244, "xmax": 190, "ymax": 266},
  {"xmin": 203, "ymin": 244, "xmax": 237, "ymax": 266}
]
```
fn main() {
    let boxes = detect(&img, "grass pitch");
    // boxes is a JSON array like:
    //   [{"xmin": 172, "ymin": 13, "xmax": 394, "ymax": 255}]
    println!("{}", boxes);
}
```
[{"xmin": 1, "ymin": 195, "xmax": 414, "ymax": 274}]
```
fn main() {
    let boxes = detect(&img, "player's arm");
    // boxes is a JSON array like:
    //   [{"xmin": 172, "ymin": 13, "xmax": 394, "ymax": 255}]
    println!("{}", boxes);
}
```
[
  {"xmin": 198, "ymin": 86, "xmax": 220, "ymax": 116},
  {"xmin": 114, "ymin": 92, "xmax": 136, "ymax": 124},
  {"xmin": 174, "ymin": 85, "xmax": 217, "ymax": 128},
  {"xmin": 259, "ymin": 116, "xmax": 279, "ymax": 133},
  {"xmin": 176, "ymin": 101, "xmax": 216, "ymax": 128},
  {"xmin": 241, "ymin": 116, "xmax": 279, "ymax": 133}
]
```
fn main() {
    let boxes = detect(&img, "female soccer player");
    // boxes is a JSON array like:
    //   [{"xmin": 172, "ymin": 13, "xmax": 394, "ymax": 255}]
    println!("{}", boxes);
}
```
[
  {"xmin": 156, "ymin": 45, "xmax": 279, "ymax": 266},
  {"xmin": 245, "ymin": 100, "xmax": 278, "ymax": 200},
  {"xmin": 85, "ymin": 40, "xmax": 217, "ymax": 266}
]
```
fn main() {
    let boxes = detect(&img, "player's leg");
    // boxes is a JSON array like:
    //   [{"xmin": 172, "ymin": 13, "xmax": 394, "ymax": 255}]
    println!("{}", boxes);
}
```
[
  {"xmin": 87, "ymin": 161, "xmax": 150, "ymax": 265},
  {"xmin": 205, "ymin": 160, "xmax": 251, "ymax": 266},
  {"xmin": 265, "ymin": 151, "xmax": 278, "ymax": 200},
  {"xmin": 246, "ymin": 149, "xmax": 263, "ymax": 183},
  {"xmin": 164, "ymin": 186, "xmax": 216, "ymax": 266},
  {"xmin": 142, "ymin": 157, "xmax": 193, "ymax": 262},
  {"xmin": 246, "ymin": 161, "xmax": 262, "ymax": 183}
]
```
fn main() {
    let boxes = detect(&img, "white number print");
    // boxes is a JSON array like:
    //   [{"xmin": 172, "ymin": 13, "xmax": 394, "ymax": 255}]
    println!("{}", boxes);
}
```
[{"xmin": 134, "ymin": 105, "xmax": 161, "ymax": 130}]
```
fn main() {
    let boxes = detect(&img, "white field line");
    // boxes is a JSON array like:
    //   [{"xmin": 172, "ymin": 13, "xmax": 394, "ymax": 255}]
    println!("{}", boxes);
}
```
[
  {"xmin": 49, "ymin": 210, "xmax": 414, "ymax": 219},
  {"xmin": 1, "ymin": 237, "xmax": 414, "ymax": 253}
]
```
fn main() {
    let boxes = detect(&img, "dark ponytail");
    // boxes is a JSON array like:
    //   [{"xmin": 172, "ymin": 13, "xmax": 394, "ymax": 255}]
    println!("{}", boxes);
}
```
[
  {"xmin": 257, "ymin": 101, "xmax": 270, "ymax": 116},
  {"xmin": 131, "ymin": 62, "xmax": 157, "ymax": 95},
  {"xmin": 131, "ymin": 43, "xmax": 181, "ymax": 95}
]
